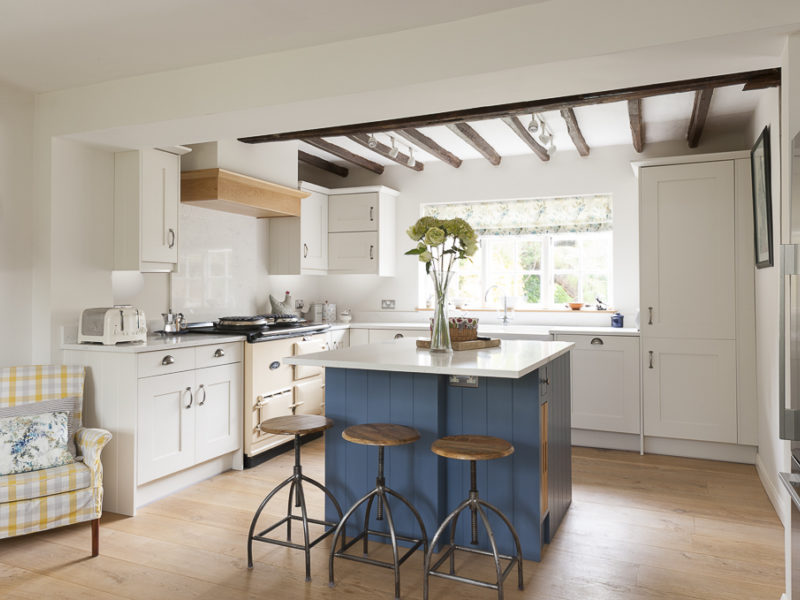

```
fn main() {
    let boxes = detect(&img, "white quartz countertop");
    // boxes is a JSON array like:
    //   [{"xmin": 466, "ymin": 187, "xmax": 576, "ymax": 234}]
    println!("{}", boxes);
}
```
[
  {"xmin": 284, "ymin": 338, "xmax": 574, "ymax": 379},
  {"xmin": 61, "ymin": 332, "xmax": 246, "ymax": 353}
]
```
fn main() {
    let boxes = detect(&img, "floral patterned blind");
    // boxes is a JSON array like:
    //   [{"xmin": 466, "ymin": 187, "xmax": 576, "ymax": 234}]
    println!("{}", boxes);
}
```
[{"xmin": 423, "ymin": 194, "xmax": 613, "ymax": 236}]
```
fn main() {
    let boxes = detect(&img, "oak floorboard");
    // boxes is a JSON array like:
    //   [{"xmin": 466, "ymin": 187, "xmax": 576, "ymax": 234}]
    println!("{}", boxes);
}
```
[{"xmin": 0, "ymin": 438, "xmax": 784, "ymax": 599}]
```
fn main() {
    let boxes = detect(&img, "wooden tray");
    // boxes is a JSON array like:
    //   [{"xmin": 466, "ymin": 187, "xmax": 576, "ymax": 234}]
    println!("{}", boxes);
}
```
[{"xmin": 416, "ymin": 337, "xmax": 501, "ymax": 351}]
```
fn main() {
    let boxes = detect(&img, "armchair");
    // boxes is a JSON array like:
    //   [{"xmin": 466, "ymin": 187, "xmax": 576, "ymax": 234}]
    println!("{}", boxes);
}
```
[{"xmin": 0, "ymin": 365, "xmax": 111, "ymax": 556}]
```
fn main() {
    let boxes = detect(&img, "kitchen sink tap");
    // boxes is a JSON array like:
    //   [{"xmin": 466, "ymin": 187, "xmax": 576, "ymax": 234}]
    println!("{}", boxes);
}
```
[{"xmin": 484, "ymin": 285, "xmax": 511, "ymax": 325}]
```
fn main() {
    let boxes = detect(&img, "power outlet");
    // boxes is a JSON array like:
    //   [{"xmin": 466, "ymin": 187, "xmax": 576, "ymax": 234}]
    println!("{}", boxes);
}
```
[
  {"xmin": 295, "ymin": 299, "xmax": 304, "ymax": 309},
  {"xmin": 381, "ymin": 299, "xmax": 396, "ymax": 310}
]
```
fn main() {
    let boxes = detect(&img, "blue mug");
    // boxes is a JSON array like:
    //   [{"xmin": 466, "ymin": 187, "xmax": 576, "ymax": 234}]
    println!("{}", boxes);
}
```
[{"xmin": 611, "ymin": 312, "xmax": 624, "ymax": 328}]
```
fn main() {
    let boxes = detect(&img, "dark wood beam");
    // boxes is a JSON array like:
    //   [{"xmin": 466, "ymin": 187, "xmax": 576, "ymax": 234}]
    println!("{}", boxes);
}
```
[
  {"xmin": 446, "ymin": 123, "xmax": 501, "ymax": 166},
  {"xmin": 502, "ymin": 116, "xmax": 549, "ymax": 161},
  {"xmin": 687, "ymin": 88, "xmax": 714, "ymax": 148},
  {"xmin": 238, "ymin": 68, "xmax": 780, "ymax": 144},
  {"xmin": 298, "ymin": 149, "xmax": 349, "ymax": 178},
  {"xmin": 559, "ymin": 108, "xmax": 590, "ymax": 157},
  {"xmin": 395, "ymin": 128, "xmax": 462, "ymax": 168},
  {"xmin": 628, "ymin": 99, "xmax": 644, "ymax": 153},
  {"xmin": 348, "ymin": 133, "xmax": 424, "ymax": 171},
  {"xmin": 305, "ymin": 138, "xmax": 384, "ymax": 175}
]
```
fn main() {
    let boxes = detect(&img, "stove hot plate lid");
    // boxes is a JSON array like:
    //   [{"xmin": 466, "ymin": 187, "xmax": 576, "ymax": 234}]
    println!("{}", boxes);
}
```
[{"xmin": 217, "ymin": 315, "xmax": 270, "ymax": 328}]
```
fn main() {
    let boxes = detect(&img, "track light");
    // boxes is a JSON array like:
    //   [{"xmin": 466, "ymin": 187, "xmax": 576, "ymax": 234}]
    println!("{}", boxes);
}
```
[
  {"xmin": 527, "ymin": 114, "xmax": 539, "ymax": 134},
  {"xmin": 539, "ymin": 130, "xmax": 552, "ymax": 145},
  {"xmin": 367, "ymin": 134, "xmax": 377, "ymax": 148},
  {"xmin": 407, "ymin": 146, "xmax": 416, "ymax": 167},
  {"xmin": 388, "ymin": 136, "xmax": 399, "ymax": 158}
]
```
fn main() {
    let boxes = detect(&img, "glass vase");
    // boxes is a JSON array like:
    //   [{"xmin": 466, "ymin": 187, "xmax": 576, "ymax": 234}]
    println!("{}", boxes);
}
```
[{"xmin": 429, "ymin": 267, "xmax": 453, "ymax": 352}]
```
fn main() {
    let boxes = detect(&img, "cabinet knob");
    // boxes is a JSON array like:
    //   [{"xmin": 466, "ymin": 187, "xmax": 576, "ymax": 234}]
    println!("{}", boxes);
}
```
[
  {"xmin": 590, "ymin": 337, "xmax": 604, "ymax": 345},
  {"xmin": 394, "ymin": 333, "xmax": 404, "ymax": 339},
  {"xmin": 214, "ymin": 348, "xmax": 225, "ymax": 358},
  {"xmin": 184, "ymin": 387, "xmax": 193, "ymax": 409},
  {"xmin": 168, "ymin": 228, "xmax": 176, "ymax": 249},
  {"xmin": 162, "ymin": 354, "xmax": 175, "ymax": 366}
]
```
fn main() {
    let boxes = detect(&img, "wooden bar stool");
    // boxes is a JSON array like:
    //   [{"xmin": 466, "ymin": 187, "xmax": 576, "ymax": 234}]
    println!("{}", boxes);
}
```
[
  {"xmin": 246, "ymin": 414, "xmax": 343, "ymax": 581},
  {"xmin": 329, "ymin": 423, "xmax": 429, "ymax": 600},
  {"xmin": 423, "ymin": 435, "xmax": 523, "ymax": 600}
]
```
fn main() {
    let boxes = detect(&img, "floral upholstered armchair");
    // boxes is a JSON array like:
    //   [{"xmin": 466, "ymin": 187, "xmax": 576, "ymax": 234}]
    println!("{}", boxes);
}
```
[{"xmin": 0, "ymin": 365, "xmax": 111, "ymax": 556}]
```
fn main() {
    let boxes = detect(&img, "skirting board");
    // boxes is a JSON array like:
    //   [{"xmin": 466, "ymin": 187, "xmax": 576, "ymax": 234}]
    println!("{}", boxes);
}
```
[
  {"xmin": 572, "ymin": 429, "xmax": 757, "ymax": 464},
  {"xmin": 755, "ymin": 453, "xmax": 790, "ymax": 528}
]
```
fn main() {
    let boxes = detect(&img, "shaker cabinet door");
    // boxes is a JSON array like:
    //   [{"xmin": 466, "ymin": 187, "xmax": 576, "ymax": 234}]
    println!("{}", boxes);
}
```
[
  {"xmin": 140, "ymin": 149, "xmax": 180, "ymax": 265},
  {"xmin": 137, "ymin": 370, "xmax": 196, "ymax": 485},
  {"xmin": 639, "ymin": 161, "xmax": 735, "ymax": 340},
  {"xmin": 642, "ymin": 337, "xmax": 737, "ymax": 443},
  {"xmin": 195, "ymin": 363, "xmax": 242, "ymax": 464}
]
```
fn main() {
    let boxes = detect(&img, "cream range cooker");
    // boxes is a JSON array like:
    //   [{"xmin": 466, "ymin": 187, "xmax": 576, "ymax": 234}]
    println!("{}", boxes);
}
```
[{"xmin": 186, "ymin": 314, "xmax": 331, "ymax": 467}]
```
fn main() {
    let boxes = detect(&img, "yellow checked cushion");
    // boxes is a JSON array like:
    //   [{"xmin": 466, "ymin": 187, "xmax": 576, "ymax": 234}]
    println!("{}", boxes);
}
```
[{"xmin": 0, "ymin": 461, "xmax": 92, "ymax": 503}]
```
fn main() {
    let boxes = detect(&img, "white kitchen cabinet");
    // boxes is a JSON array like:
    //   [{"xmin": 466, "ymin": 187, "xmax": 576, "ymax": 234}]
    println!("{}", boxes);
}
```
[
  {"xmin": 642, "ymin": 337, "xmax": 737, "ymax": 443},
  {"xmin": 636, "ymin": 153, "xmax": 756, "ymax": 450},
  {"xmin": 555, "ymin": 334, "xmax": 640, "ymax": 434},
  {"xmin": 639, "ymin": 160, "xmax": 735, "ymax": 340},
  {"xmin": 349, "ymin": 328, "xmax": 369, "ymax": 347},
  {"xmin": 327, "ymin": 187, "xmax": 397, "ymax": 276},
  {"xmin": 268, "ymin": 181, "xmax": 328, "ymax": 275},
  {"xmin": 63, "ymin": 340, "xmax": 243, "ymax": 515},
  {"xmin": 327, "ymin": 328, "xmax": 349, "ymax": 350},
  {"xmin": 114, "ymin": 148, "xmax": 181, "ymax": 272},
  {"xmin": 368, "ymin": 328, "xmax": 424, "ymax": 343}
]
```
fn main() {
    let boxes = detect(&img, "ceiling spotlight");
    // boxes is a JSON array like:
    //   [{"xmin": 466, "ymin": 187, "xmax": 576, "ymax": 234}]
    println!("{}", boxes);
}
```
[
  {"xmin": 539, "ymin": 130, "xmax": 552, "ymax": 145},
  {"xmin": 547, "ymin": 141, "xmax": 557, "ymax": 155},
  {"xmin": 527, "ymin": 115, "xmax": 539, "ymax": 134},
  {"xmin": 388, "ymin": 136, "xmax": 399, "ymax": 158},
  {"xmin": 407, "ymin": 147, "xmax": 416, "ymax": 168},
  {"xmin": 367, "ymin": 134, "xmax": 378, "ymax": 148}
]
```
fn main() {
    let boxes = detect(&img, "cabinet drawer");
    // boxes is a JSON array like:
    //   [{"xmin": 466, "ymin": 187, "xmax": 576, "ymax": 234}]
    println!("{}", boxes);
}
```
[
  {"xmin": 138, "ymin": 348, "xmax": 195, "ymax": 378},
  {"xmin": 195, "ymin": 342, "xmax": 242, "ymax": 369},
  {"xmin": 293, "ymin": 335, "xmax": 328, "ymax": 380},
  {"xmin": 368, "ymin": 329, "xmax": 423, "ymax": 343}
]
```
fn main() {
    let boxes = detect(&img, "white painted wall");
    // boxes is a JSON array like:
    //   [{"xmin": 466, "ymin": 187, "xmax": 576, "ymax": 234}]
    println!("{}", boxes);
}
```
[
  {"xmin": 49, "ymin": 138, "xmax": 115, "ymax": 352},
  {"xmin": 0, "ymin": 81, "xmax": 34, "ymax": 366}
]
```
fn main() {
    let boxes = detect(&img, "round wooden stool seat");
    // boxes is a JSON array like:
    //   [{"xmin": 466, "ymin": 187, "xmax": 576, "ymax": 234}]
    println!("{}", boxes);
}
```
[
  {"xmin": 431, "ymin": 435, "xmax": 514, "ymax": 461},
  {"xmin": 342, "ymin": 423, "xmax": 420, "ymax": 446},
  {"xmin": 260, "ymin": 414, "xmax": 333, "ymax": 436}
]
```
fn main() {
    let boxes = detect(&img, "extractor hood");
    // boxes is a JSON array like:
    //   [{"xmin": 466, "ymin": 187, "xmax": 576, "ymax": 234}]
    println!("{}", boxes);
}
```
[{"xmin": 181, "ymin": 168, "xmax": 309, "ymax": 218}]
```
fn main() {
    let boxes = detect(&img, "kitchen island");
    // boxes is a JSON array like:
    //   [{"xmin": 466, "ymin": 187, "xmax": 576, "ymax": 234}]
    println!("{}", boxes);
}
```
[{"xmin": 285, "ymin": 338, "xmax": 573, "ymax": 560}]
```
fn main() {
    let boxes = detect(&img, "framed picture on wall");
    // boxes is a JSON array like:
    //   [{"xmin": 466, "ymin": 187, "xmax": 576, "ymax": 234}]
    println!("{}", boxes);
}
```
[{"xmin": 751, "ymin": 125, "xmax": 773, "ymax": 269}]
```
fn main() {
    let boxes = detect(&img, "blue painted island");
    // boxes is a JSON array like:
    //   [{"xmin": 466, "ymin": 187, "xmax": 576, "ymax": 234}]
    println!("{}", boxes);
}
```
[{"xmin": 285, "ymin": 338, "xmax": 573, "ymax": 561}]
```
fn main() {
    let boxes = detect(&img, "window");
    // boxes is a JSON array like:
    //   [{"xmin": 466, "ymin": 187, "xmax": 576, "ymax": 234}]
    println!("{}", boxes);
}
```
[{"xmin": 420, "ymin": 195, "xmax": 613, "ymax": 309}]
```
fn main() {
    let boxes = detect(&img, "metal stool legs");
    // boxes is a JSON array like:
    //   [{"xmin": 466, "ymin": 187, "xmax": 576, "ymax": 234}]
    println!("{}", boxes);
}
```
[
  {"xmin": 329, "ymin": 445, "xmax": 428, "ymax": 600},
  {"xmin": 423, "ymin": 460, "xmax": 523, "ymax": 600},
  {"xmin": 246, "ymin": 433, "xmax": 343, "ymax": 581}
]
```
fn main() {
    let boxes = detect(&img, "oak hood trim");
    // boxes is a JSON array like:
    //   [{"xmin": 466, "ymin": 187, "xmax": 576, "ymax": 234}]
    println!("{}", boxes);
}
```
[{"xmin": 180, "ymin": 168, "xmax": 308, "ymax": 218}]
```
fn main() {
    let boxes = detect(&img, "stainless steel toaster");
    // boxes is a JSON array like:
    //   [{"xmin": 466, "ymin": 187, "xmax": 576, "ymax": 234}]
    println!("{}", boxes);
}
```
[{"xmin": 78, "ymin": 306, "xmax": 147, "ymax": 345}]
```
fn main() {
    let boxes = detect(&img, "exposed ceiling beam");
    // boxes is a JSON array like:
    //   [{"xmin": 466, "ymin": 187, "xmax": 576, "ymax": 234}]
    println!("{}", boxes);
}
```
[
  {"xmin": 559, "ymin": 108, "xmax": 590, "ymax": 157},
  {"xmin": 446, "ymin": 123, "xmax": 501, "ymax": 166},
  {"xmin": 628, "ymin": 99, "xmax": 644, "ymax": 153},
  {"xmin": 395, "ymin": 128, "xmax": 462, "ymax": 168},
  {"xmin": 238, "ymin": 68, "xmax": 779, "ymax": 144},
  {"xmin": 502, "ymin": 116, "xmax": 549, "ymax": 161},
  {"xmin": 305, "ymin": 137, "xmax": 384, "ymax": 174},
  {"xmin": 687, "ymin": 88, "xmax": 714, "ymax": 148},
  {"xmin": 348, "ymin": 133, "xmax": 423, "ymax": 171},
  {"xmin": 298, "ymin": 149, "xmax": 349, "ymax": 178}
]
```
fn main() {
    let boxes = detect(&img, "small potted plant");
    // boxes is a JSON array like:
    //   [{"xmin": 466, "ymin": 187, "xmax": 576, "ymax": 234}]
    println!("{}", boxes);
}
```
[{"xmin": 406, "ymin": 217, "xmax": 477, "ymax": 351}]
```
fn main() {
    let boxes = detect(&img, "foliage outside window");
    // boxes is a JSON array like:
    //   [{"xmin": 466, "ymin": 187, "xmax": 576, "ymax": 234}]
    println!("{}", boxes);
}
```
[{"xmin": 421, "ymin": 195, "xmax": 613, "ymax": 309}]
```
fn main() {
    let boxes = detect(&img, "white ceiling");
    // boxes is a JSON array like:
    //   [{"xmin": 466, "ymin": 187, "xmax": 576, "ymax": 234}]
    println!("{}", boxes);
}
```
[
  {"xmin": 0, "ymin": 0, "xmax": 547, "ymax": 92},
  {"xmin": 301, "ymin": 84, "xmax": 766, "ymax": 165}
]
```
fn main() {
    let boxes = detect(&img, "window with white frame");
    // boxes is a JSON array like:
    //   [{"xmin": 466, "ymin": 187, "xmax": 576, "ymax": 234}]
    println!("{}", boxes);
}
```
[{"xmin": 420, "ymin": 195, "xmax": 613, "ymax": 309}]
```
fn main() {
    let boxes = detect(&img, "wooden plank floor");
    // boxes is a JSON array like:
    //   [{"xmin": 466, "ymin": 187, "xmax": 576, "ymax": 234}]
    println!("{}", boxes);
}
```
[{"xmin": 0, "ymin": 440, "xmax": 785, "ymax": 599}]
